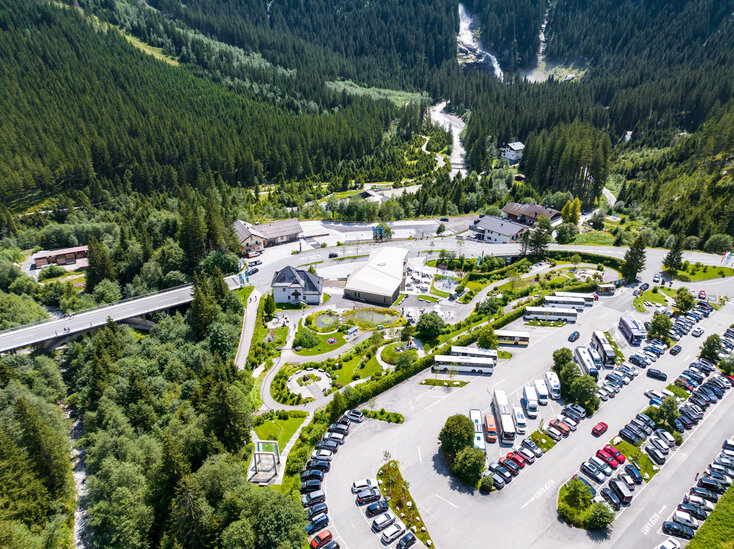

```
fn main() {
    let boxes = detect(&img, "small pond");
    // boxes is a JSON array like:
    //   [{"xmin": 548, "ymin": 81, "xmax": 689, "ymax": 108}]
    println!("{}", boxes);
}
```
[
  {"xmin": 315, "ymin": 312, "xmax": 339, "ymax": 330},
  {"xmin": 344, "ymin": 309, "xmax": 397, "ymax": 327}
]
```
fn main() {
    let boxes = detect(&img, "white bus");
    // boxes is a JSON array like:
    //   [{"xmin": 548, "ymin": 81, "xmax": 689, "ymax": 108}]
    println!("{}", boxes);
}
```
[
  {"xmin": 574, "ymin": 346, "xmax": 599, "ymax": 379},
  {"xmin": 545, "ymin": 371, "xmax": 561, "ymax": 399},
  {"xmin": 493, "ymin": 389, "xmax": 512, "ymax": 417},
  {"xmin": 433, "ymin": 355, "xmax": 495, "ymax": 374},
  {"xmin": 451, "ymin": 346, "xmax": 498, "ymax": 360},
  {"xmin": 524, "ymin": 306, "xmax": 578, "ymax": 323},
  {"xmin": 469, "ymin": 409, "xmax": 482, "ymax": 433},
  {"xmin": 544, "ymin": 295, "xmax": 586, "ymax": 311},
  {"xmin": 554, "ymin": 291, "xmax": 596, "ymax": 306},
  {"xmin": 473, "ymin": 431, "xmax": 486, "ymax": 451},
  {"xmin": 591, "ymin": 330, "xmax": 617, "ymax": 366},
  {"xmin": 495, "ymin": 330, "xmax": 530, "ymax": 346},
  {"xmin": 498, "ymin": 414, "xmax": 516, "ymax": 445}
]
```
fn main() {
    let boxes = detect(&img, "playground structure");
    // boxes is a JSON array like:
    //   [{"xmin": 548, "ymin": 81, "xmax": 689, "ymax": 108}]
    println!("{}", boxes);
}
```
[{"xmin": 249, "ymin": 440, "xmax": 281, "ymax": 484}]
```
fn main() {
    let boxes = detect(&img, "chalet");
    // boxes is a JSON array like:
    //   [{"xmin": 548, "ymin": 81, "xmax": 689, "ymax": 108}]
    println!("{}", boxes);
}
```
[
  {"xmin": 501, "ymin": 202, "xmax": 562, "ymax": 227},
  {"xmin": 500, "ymin": 142, "xmax": 525, "ymax": 163},
  {"xmin": 233, "ymin": 218, "xmax": 302, "ymax": 254},
  {"xmin": 271, "ymin": 266, "xmax": 323, "ymax": 305},
  {"xmin": 32, "ymin": 245, "xmax": 88, "ymax": 269},
  {"xmin": 470, "ymin": 216, "xmax": 527, "ymax": 243}
]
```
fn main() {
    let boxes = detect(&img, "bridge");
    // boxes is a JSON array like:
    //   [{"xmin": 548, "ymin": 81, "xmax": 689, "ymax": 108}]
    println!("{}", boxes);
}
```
[{"xmin": 0, "ymin": 276, "xmax": 243, "ymax": 353}]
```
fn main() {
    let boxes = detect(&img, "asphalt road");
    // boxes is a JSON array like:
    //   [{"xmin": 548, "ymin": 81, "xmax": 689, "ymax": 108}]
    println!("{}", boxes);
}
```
[{"xmin": 323, "ymin": 291, "xmax": 734, "ymax": 549}]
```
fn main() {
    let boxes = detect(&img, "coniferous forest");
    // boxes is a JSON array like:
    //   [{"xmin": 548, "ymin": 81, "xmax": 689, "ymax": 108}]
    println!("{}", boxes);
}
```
[{"xmin": 0, "ymin": 0, "xmax": 733, "ymax": 547}]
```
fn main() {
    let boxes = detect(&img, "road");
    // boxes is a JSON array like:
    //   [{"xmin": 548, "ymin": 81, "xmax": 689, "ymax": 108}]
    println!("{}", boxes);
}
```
[{"xmin": 323, "ymin": 290, "xmax": 734, "ymax": 549}]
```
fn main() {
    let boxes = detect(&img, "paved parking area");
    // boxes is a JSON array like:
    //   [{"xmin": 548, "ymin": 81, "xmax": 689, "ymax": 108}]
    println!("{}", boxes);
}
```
[{"xmin": 321, "ymin": 292, "xmax": 734, "ymax": 549}]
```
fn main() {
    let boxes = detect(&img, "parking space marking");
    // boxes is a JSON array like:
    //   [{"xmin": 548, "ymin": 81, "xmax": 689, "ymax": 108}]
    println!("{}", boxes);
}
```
[
  {"xmin": 520, "ymin": 479, "xmax": 556, "ymax": 509},
  {"xmin": 434, "ymin": 494, "xmax": 458, "ymax": 508},
  {"xmin": 639, "ymin": 510, "xmax": 662, "ymax": 536},
  {"xmin": 418, "ymin": 447, "xmax": 422, "ymax": 464}
]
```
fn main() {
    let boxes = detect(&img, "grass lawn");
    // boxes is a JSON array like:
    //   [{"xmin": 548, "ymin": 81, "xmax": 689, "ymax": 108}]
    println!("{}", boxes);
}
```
[
  {"xmin": 633, "ymin": 288, "xmax": 667, "ymax": 312},
  {"xmin": 254, "ymin": 414, "xmax": 307, "ymax": 449},
  {"xmin": 250, "ymin": 376, "xmax": 263, "ymax": 410},
  {"xmin": 604, "ymin": 331, "xmax": 625, "ymax": 362},
  {"xmin": 334, "ymin": 254, "xmax": 369, "ymax": 261},
  {"xmin": 418, "ymin": 294, "xmax": 439, "ymax": 302},
  {"xmin": 275, "ymin": 302, "xmax": 309, "ymax": 312},
  {"xmin": 570, "ymin": 231, "xmax": 616, "ymax": 246},
  {"xmin": 687, "ymin": 483, "xmax": 734, "ymax": 549},
  {"xmin": 331, "ymin": 354, "xmax": 382, "ymax": 387},
  {"xmin": 666, "ymin": 383, "xmax": 690, "ymax": 400},
  {"xmin": 234, "ymin": 285, "xmax": 255, "ymax": 304},
  {"xmin": 530, "ymin": 429, "xmax": 557, "ymax": 453},
  {"xmin": 378, "ymin": 461, "xmax": 434, "ymax": 547},
  {"xmin": 610, "ymin": 438, "xmax": 658, "ymax": 482},
  {"xmin": 297, "ymin": 373, "xmax": 319, "ymax": 386},
  {"xmin": 296, "ymin": 260, "xmax": 324, "ymax": 268},
  {"xmin": 323, "ymin": 293, "xmax": 331, "ymax": 304},
  {"xmin": 420, "ymin": 378, "xmax": 469, "ymax": 387},
  {"xmin": 430, "ymin": 277, "xmax": 451, "ymax": 298},
  {"xmin": 360, "ymin": 409, "xmax": 404, "ymax": 423},
  {"xmin": 380, "ymin": 342, "xmax": 418, "ymax": 365},
  {"xmin": 293, "ymin": 330, "xmax": 346, "ymax": 356},
  {"xmin": 498, "ymin": 350, "xmax": 513, "ymax": 359},
  {"xmin": 670, "ymin": 265, "xmax": 734, "ymax": 282},
  {"xmin": 393, "ymin": 293, "xmax": 407, "ymax": 306},
  {"xmin": 525, "ymin": 320, "xmax": 565, "ymax": 327}
]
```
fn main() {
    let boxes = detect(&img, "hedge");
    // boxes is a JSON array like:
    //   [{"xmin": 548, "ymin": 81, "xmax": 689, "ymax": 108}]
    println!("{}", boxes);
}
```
[
  {"xmin": 547, "ymin": 251, "xmax": 624, "ymax": 274},
  {"xmin": 464, "ymin": 258, "xmax": 531, "ymax": 282}
]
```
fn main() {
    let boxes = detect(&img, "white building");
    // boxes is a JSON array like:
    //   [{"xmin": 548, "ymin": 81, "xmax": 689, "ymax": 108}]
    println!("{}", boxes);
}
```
[
  {"xmin": 344, "ymin": 247, "xmax": 408, "ymax": 305},
  {"xmin": 270, "ymin": 266, "xmax": 323, "ymax": 305},
  {"xmin": 500, "ymin": 142, "xmax": 525, "ymax": 163},
  {"xmin": 470, "ymin": 215, "xmax": 527, "ymax": 243}
]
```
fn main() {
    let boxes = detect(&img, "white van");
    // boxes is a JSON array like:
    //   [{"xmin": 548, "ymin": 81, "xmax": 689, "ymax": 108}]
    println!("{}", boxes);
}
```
[
  {"xmin": 512, "ymin": 406, "xmax": 527, "ymax": 435},
  {"xmin": 523, "ymin": 385, "xmax": 539, "ymax": 418},
  {"xmin": 534, "ymin": 379, "xmax": 549, "ymax": 405},
  {"xmin": 545, "ymin": 371, "xmax": 561, "ymax": 399}
]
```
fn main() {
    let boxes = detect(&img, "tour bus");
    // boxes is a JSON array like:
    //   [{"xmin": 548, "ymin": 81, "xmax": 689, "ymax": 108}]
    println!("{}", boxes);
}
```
[
  {"xmin": 433, "ymin": 355, "xmax": 495, "ymax": 374},
  {"xmin": 484, "ymin": 413, "xmax": 498, "ymax": 443},
  {"xmin": 450, "ymin": 346, "xmax": 498, "ymax": 360},
  {"xmin": 619, "ymin": 316, "xmax": 645, "ymax": 345},
  {"xmin": 469, "ymin": 409, "xmax": 482, "ymax": 433},
  {"xmin": 588, "ymin": 346, "xmax": 603, "ymax": 369},
  {"xmin": 554, "ymin": 291, "xmax": 596, "ymax": 306},
  {"xmin": 498, "ymin": 414, "xmax": 516, "ymax": 445},
  {"xmin": 493, "ymin": 389, "xmax": 512, "ymax": 416},
  {"xmin": 524, "ymin": 306, "xmax": 578, "ymax": 323},
  {"xmin": 545, "ymin": 371, "xmax": 562, "ymax": 399},
  {"xmin": 495, "ymin": 330, "xmax": 530, "ymax": 346},
  {"xmin": 544, "ymin": 295, "xmax": 586, "ymax": 312},
  {"xmin": 574, "ymin": 346, "xmax": 599, "ymax": 379},
  {"xmin": 591, "ymin": 330, "xmax": 617, "ymax": 366},
  {"xmin": 597, "ymin": 283, "xmax": 616, "ymax": 295},
  {"xmin": 533, "ymin": 379, "xmax": 549, "ymax": 405}
]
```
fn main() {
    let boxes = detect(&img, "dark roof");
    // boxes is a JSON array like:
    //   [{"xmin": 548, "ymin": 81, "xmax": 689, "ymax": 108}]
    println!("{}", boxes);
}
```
[
  {"xmin": 501, "ymin": 202, "xmax": 560, "ymax": 220},
  {"xmin": 256, "ymin": 218, "xmax": 302, "ymax": 240},
  {"xmin": 271, "ymin": 266, "xmax": 323, "ymax": 294},
  {"xmin": 475, "ymin": 216, "xmax": 527, "ymax": 237}
]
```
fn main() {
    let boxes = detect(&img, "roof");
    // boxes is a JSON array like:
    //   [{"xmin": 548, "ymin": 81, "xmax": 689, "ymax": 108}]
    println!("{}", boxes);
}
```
[
  {"xmin": 345, "ymin": 247, "xmax": 408, "ymax": 297},
  {"xmin": 271, "ymin": 266, "xmax": 323, "ymax": 294},
  {"xmin": 504, "ymin": 141, "xmax": 525, "ymax": 151},
  {"xmin": 32, "ymin": 245, "xmax": 88, "ymax": 259},
  {"xmin": 474, "ymin": 216, "xmax": 527, "ymax": 237},
  {"xmin": 234, "ymin": 218, "xmax": 302, "ymax": 242},
  {"xmin": 501, "ymin": 202, "xmax": 561, "ymax": 220}
]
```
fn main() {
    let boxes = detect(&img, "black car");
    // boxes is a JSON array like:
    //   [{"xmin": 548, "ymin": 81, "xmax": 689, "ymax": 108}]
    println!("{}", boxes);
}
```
[
  {"xmin": 662, "ymin": 521, "xmax": 694, "ymax": 540},
  {"xmin": 307, "ymin": 502, "xmax": 328, "ymax": 518},
  {"xmin": 499, "ymin": 457, "xmax": 521, "ymax": 476},
  {"xmin": 337, "ymin": 415, "xmax": 351, "ymax": 426},
  {"xmin": 619, "ymin": 427, "xmax": 641, "ymax": 445},
  {"xmin": 356, "ymin": 488, "xmax": 382, "ymax": 505},
  {"xmin": 301, "ymin": 479, "xmax": 322, "ymax": 493},
  {"xmin": 247, "ymin": 267, "xmax": 259, "ymax": 276},
  {"xmin": 601, "ymin": 487, "xmax": 621, "ymax": 510},
  {"xmin": 306, "ymin": 459, "xmax": 331, "ymax": 472},
  {"xmin": 625, "ymin": 464, "xmax": 643, "ymax": 484},
  {"xmin": 365, "ymin": 500, "xmax": 389, "ymax": 517},
  {"xmin": 568, "ymin": 331, "xmax": 580, "ymax": 342},
  {"xmin": 636, "ymin": 413, "xmax": 656, "ymax": 429},
  {"xmin": 677, "ymin": 413, "xmax": 694, "ymax": 429},
  {"xmin": 396, "ymin": 533, "xmax": 417, "ymax": 549},
  {"xmin": 671, "ymin": 418, "xmax": 685, "ymax": 432},
  {"xmin": 690, "ymin": 486, "xmax": 718, "ymax": 503},
  {"xmin": 699, "ymin": 477, "xmax": 725, "ymax": 494},
  {"xmin": 328, "ymin": 252, "xmax": 338, "ymax": 259},
  {"xmin": 316, "ymin": 440, "xmax": 339, "ymax": 453},
  {"xmin": 328, "ymin": 423, "xmax": 349, "ymax": 435},
  {"xmin": 646, "ymin": 368, "xmax": 667, "ymax": 381},
  {"xmin": 625, "ymin": 423, "xmax": 646, "ymax": 440},
  {"xmin": 678, "ymin": 503, "xmax": 707, "ymax": 520},
  {"xmin": 300, "ymin": 469, "xmax": 324, "ymax": 482}
]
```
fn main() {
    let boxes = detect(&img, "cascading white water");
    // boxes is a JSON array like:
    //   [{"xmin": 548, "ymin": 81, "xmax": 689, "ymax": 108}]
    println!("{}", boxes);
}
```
[{"xmin": 457, "ymin": 3, "xmax": 503, "ymax": 81}]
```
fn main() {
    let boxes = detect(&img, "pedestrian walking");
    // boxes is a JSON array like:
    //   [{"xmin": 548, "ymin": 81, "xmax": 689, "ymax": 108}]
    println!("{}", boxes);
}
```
[{"xmin": 695, "ymin": 472, "xmax": 700, "ymax": 481}]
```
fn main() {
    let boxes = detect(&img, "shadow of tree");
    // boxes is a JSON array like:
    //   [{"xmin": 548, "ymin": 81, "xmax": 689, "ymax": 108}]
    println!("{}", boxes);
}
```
[{"xmin": 431, "ymin": 449, "xmax": 476, "ymax": 495}]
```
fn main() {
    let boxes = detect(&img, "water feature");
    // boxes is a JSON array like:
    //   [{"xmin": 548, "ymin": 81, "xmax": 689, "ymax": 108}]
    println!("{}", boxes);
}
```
[
  {"xmin": 429, "ymin": 101, "xmax": 467, "ymax": 178},
  {"xmin": 314, "ymin": 312, "xmax": 339, "ymax": 330},
  {"xmin": 343, "ymin": 309, "xmax": 397, "ymax": 327},
  {"xmin": 457, "ymin": 3, "xmax": 503, "ymax": 81}
]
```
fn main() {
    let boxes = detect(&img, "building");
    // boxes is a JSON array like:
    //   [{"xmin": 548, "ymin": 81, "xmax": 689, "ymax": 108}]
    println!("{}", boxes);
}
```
[
  {"xmin": 501, "ymin": 202, "xmax": 562, "ymax": 226},
  {"xmin": 470, "ymin": 215, "xmax": 527, "ymax": 243},
  {"xmin": 32, "ymin": 245, "xmax": 88, "ymax": 269},
  {"xmin": 271, "ymin": 266, "xmax": 323, "ymax": 305},
  {"xmin": 500, "ymin": 142, "xmax": 525, "ymax": 163},
  {"xmin": 358, "ymin": 189, "xmax": 387, "ymax": 203},
  {"xmin": 344, "ymin": 246, "xmax": 408, "ymax": 305},
  {"xmin": 233, "ymin": 218, "xmax": 303, "ymax": 254}
]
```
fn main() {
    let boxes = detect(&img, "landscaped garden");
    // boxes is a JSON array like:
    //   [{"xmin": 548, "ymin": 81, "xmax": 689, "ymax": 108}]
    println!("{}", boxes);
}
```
[
  {"xmin": 420, "ymin": 378, "xmax": 469, "ymax": 387},
  {"xmin": 253, "ymin": 410, "xmax": 309, "ymax": 449},
  {"xmin": 380, "ymin": 342, "xmax": 418, "ymax": 365},
  {"xmin": 361, "ymin": 409, "xmax": 404, "ymax": 423},
  {"xmin": 342, "ymin": 307, "xmax": 403, "ymax": 330},
  {"xmin": 293, "ymin": 320, "xmax": 346, "ymax": 356},
  {"xmin": 668, "ymin": 261, "xmax": 734, "ymax": 282},
  {"xmin": 377, "ymin": 460, "xmax": 433, "ymax": 546}
]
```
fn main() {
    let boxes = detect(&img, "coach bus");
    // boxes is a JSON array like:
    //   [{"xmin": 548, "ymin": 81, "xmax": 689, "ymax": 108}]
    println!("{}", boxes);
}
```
[
  {"xmin": 493, "ymin": 390, "xmax": 515, "ymax": 444},
  {"xmin": 591, "ymin": 330, "xmax": 617, "ymax": 366},
  {"xmin": 574, "ymin": 346, "xmax": 599, "ymax": 379},
  {"xmin": 544, "ymin": 295, "xmax": 587, "ymax": 311},
  {"xmin": 450, "ymin": 346, "xmax": 498, "ymax": 360},
  {"xmin": 524, "ymin": 306, "xmax": 578, "ymax": 323},
  {"xmin": 597, "ymin": 284, "xmax": 616, "ymax": 295},
  {"xmin": 554, "ymin": 291, "xmax": 596, "ymax": 306},
  {"xmin": 619, "ymin": 316, "xmax": 645, "ymax": 346},
  {"xmin": 433, "ymin": 354, "xmax": 495, "ymax": 374},
  {"xmin": 495, "ymin": 330, "xmax": 530, "ymax": 346}
]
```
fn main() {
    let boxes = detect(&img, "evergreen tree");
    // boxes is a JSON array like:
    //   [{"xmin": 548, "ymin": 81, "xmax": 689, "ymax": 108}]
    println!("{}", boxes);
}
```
[
  {"xmin": 86, "ymin": 235, "xmax": 116, "ymax": 293},
  {"xmin": 204, "ymin": 188, "xmax": 228, "ymax": 252},
  {"xmin": 166, "ymin": 476, "xmax": 214, "ymax": 549},
  {"xmin": 188, "ymin": 276, "xmax": 214, "ymax": 339},
  {"xmin": 263, "ymin": 294, "xmax": 276, "ymax": 318},
  {"xmin": 621, "ymin": 235, "xmax": 646, "ymax": 281},
  {"xmin": 663, "ymin": 235, "xmax": 684, "ymax": 272},
  {"xmin": 205, "ymin": 382, "xmax": 252, "ymax": 453},
  {"xmin": 179, "ymin": 200, "xmax": 205, "ymax": 272},
  {"xmin": 528, "ymin": 216, "xmax": 552, "ymax": 259}
]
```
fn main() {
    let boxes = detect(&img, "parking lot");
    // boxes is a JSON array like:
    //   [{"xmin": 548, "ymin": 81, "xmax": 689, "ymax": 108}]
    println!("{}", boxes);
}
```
[{"xmin": 320, "ymin": 289, "xmax": 734, "ymax": 549}]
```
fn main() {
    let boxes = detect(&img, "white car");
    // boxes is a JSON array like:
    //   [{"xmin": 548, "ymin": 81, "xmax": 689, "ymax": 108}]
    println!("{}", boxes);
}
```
[
  {"xmin": 653, "ymin": 274, "xmax": 661, "ymax": 283},
  {"xmin": 351, "ymin": 479, "xmax": 377, "ymax": 494},
  {"xmin": 310, "ymin": 449, "xmax": 333, "ymax": 461},
  {"xmin": 381, "ymin": 523, "xmax": 405, "ymax": 544},
  {"xmin": 692, "ymin": 327, "xmax": 704, "ymax": 337},
  {"xmin": 654, "ymin": 538, "xmax": 681, "ymax": 549},
  {"xmin": 589, "ymin": 456, "xmax": 612, "ymax": 476},
  {"xmin": 346, "ymin": 409, "xmax": 364, "ymax": 423}
]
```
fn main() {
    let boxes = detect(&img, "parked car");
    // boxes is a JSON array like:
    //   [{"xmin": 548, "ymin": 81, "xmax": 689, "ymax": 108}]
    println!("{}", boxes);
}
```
[
  {"xmin": 522, "ymin": 438, "xmax": 544, "ymax": 458},
  {"xmin": 301, "ymin": 490, "xmax": 326, "ymax": 507},
  {"xmin": 619, "ymin": 427, "xmax": 642, "ymax": 445},
  {"xmin": 489, "ymin": 462, "xmax": 513, "ymax": 482},
  {"xmin": 328, "ymin": 252, "xmax": 338, "ymax": 259},
  {"xmin": 310, "ymin": 530, "xmax": 333, "ymax": 549},
  {"xmin": 646, "ymin": 445, "xmax": 666, "ymax": 465},
  {"xmin": 315, "ymin": 440, "xmax": 339, "ymax": 453},
  {"xmin": 345, "ymin": 410, "xmax": 364, "ymax": 423},
  {"xmin": 690, "ymin": 486, "xmax": 718, "ymax": 503},
  {"xmin": 301, "ymin": 469, "xmax": 325, "ymax": 482},
  {"xmin": 698, "ymin": 477, "xmax": 725, "ymax": 494},
  {"xmin": 381, "ymin": 524, "xmax": 405, "ymax": 544},
  {"xmin": 698, "ymin": 290, "xmax": 706, "ymax": 300},
  {"xmin": 356, "ymin": 488, "xmax": 382, "ymax": 505},
  {"xmin": 371, "ymin": 511, "xmax": 396, "ymax": 532},
  {"xmin": 365, "ymin": 500, "xmax": 389, "ymax": 518},
  {"xmin": 601, "ymin": 487, "xmax": 621, "ymax": 510},
  {"xmin": 678, "ymin": 503, "xmax": 707, "ymax": 521},
  {"xmin": 311, "ymin": 449, "xmax": 334, "ymax": 461},
  {"xmin": 662, "ymin": 521, "xmax": 694, "ymax": 540},
  {"xmin": 507, "ymin": 451, "xmax": 527, "ymax": 468},
  {"xmin": 596, "ymin": 449, "xmax": 619, "ymax": 468},
  {"xmin": 589, "ymin": 456, "xmax": 613, "ymax": 476},
  {"xmin": 307, "ymin": 503, "xmax": 328, "ymax": 519},
  {"xmin": 625, "ymin": 464, "xmax": 643, "ymax": 484},
  {"xmin": 247, "ymin": 267, "xmax": 259, "ymax": 276},
  {"xmin": 351, "ymin": 479, "xmax": 377, "ymax": 494},
  {"xmin": 670, "ymin": 345, "xmax": 682, "ymax": 355},
  {"xmin": 307, "ymin": 459, "xmax": 331, "ymax": 472},
  {"xmin": 306, "ymin": 514, "xmax": 330, "ymax": 535},
  {"xmin": 581, "ymin": 460, "xmax": 606, "ymax": 483},
  {"xmin": 592, "ymin": 422, "xmax": 609, "ymax": 436},
  {"xmin": 498, "ymin": 456, "xmax": 520, "ymax": 475},
  {"xmin": 568, "ymin": 331, "xmax": 580, "ymax": 342},
  {"xmin": 396, "ymin": 533, "xmax": 417, "ymax": 549},
  {"xmin": 647, "ymin": 368, "xmax": 668, "ymax": 381},
  {"xmin": 566, "ymin": 404, "xmax": 587, "ymax": 418}
]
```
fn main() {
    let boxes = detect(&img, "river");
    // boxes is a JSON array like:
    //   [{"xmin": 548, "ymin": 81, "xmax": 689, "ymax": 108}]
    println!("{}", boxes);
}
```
[
  {"xmin": 457, "ymin": 3, "xmax": 503, "ymax": 80},
  {"xmin": 428, "ymin": 101, "xmax": 468, "ymax": 179}
]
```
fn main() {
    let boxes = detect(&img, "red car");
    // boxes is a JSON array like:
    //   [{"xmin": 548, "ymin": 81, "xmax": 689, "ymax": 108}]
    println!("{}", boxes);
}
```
[
  {"xmin": 592, "ymin": 422, "xmax": 608, "ymax": 436},
  {"xmin": 603, "ymin": 444, "xmax": 626, "ymax": 464},
  {"xmin": 311, "ymin": 530, "xmax": 333, "ymax": 549},
  {"xmin": 596, "ymin": 449, "xmax": 619, "ymax": 468},
  {"xmin": 507, "ymin": 451, "xmax": 527, "ymax": 468},
  {"xmin": 698, "ymin": 290, "xmax": 706, "ymax": 300}
]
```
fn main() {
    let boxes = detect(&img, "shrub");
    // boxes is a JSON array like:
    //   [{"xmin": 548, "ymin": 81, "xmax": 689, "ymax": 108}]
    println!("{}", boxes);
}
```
[
  {"xmin": 38, "ymin": 264, "xmax": 66, "ymax": 281},
  {"xmin": 451, "ymin": 447, "xmax": 485, "ymax": 484},
  {"xmin": 585, "ymin": 502, "xmax": 615, "ymax": 529},
  {"xmin": 294, "ymin": 326, "xmax": 320, "ymax": 349},
  {"xmin": 479, "ymin": 475, "xmax": 494, "ymax": 494}
]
